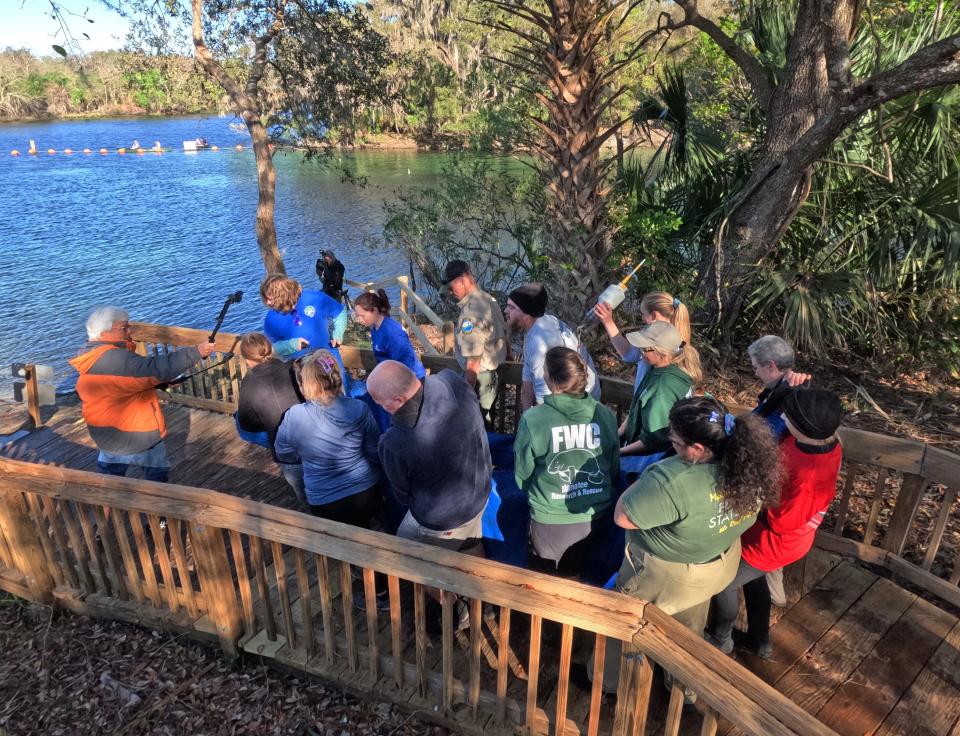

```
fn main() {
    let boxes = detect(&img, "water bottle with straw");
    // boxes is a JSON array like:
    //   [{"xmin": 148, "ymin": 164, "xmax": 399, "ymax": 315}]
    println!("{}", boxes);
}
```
[{"xmin": 583, "ymin": 259, "xmax": 646, "ymax": 326}]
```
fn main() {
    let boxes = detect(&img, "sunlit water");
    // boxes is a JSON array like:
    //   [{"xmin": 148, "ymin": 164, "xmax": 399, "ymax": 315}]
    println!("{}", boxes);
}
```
[{"xmin": 0, "ymin": 115, "xmax": 461, "ymax": 398}]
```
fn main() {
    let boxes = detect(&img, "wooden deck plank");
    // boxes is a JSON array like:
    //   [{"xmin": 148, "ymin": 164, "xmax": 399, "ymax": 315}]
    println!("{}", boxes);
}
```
[
  {"xmin": 816, "ymin": 596, "xmax": 957, "ymax": 736},
  {"xmin": 753, "ymin": 578, "xmax": 915, "ymax": 724},
  {"xmin": 873, "ymin": 621, "xmax": 960, "ymax": 736},
  {"xmin": 740, "ymin": 561, "xmax": 876, "ymax": 685}
]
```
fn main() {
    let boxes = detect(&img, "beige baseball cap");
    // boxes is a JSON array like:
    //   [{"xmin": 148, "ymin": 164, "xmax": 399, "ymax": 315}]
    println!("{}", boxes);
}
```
[{"xmin": 625, "ymin": 321, "xmax": 684, "ymax": 352}]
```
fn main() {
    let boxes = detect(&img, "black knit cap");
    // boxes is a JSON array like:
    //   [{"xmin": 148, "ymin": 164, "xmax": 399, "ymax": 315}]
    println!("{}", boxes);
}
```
[
  {"xmin": 508, "ymin": 283, "xmax": 548, "ymax": 318},
  {"xmin": 782, "ymin": 388, "xmax": 842, "ymax": 440}
]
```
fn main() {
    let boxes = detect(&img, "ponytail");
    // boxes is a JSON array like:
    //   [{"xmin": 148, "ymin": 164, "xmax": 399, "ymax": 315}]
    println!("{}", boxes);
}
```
[
  {"xmin": 675, "ymin": 343, "xmax": 703, "ymax": 386},
  {"xmin": 641, "ymin": 291, "xmax": 692, "ymax": 345},
  {"xmin": 669, "ymin": 397, "xmax": 782, "ymax": 518},
  {"xmin": 354, "ymin": 288, "xmax": 391, "ymax": 315}
]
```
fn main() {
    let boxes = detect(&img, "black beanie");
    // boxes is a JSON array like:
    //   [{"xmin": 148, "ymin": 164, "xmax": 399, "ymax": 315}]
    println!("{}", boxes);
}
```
[
  {"xmin": 782, "ymin": 389, "xmax": 842, "ymax": 440},
  {"xmin": 508, "ymin": 283, "xmax": 548, "ymax": 318}
]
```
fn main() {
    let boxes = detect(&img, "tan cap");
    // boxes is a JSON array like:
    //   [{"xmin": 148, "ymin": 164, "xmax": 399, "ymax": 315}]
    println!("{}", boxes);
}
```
[{"xmin": 625, "ymin": 321, "xmax": 683, "ymax": 352}]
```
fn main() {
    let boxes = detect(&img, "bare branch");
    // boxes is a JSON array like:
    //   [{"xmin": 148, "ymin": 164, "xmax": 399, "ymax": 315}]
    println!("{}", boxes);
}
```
[
  {"xmin": 844, "ymin": 33, "xmax": 960, "ymax": 115},
  {"xmin": 671, "ymin": 0, "xmax": 773, "ymax": 109}
]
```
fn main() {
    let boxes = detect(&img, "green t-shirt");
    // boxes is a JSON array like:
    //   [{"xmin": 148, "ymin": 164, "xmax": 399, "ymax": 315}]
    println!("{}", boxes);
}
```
[{"xmin": 621, "ymin": 455, "xmax": 757, "ymax": 564}]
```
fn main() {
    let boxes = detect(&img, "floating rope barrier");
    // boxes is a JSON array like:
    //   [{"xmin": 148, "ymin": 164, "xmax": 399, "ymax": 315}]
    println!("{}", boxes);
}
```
[{"xmin": 10, "ymin": 143, "xmax": 262, "ymax": 156}]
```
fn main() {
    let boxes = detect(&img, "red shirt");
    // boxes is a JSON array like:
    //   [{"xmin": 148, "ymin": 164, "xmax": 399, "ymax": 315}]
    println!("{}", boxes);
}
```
[{"xmin": 740, "ymin": 436, "xmax": 842, "ymax": 572}]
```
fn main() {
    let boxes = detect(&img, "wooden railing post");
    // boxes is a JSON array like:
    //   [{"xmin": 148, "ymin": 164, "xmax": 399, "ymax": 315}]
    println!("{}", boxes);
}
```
[
  {"xmin": 882, "ymin": 472, "xmax": 928, "ymax": 555},
  {"xmin": 397, "ymin": 274, "xmax": 410, "ymax": 316},
  {"xmin": 611, "ymin": 640, "xmax": 653, "ymax": 736},
  {"xmin": 189, "ymin": 521, "xmax": 243, "ymax": 659},
  {"xmin": 0, "ymin": 490, "xmax": 54, "ymax": 603},
  {"xmin": 25, "ymin": 365, "xmax": 43, "ymax": 429}
]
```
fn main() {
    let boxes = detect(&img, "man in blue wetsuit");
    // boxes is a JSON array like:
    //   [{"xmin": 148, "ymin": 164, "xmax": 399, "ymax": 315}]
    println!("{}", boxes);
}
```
[{"xmin": 260, "ymin": 274, "xmax": 348, "ymax": 366}]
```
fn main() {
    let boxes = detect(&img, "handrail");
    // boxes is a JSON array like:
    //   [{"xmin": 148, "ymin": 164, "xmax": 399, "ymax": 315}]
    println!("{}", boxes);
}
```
[
  {"xmin": 345, "ymin": 274, "xmax": 454, "ymax": 356},
  {"xmin": 0, "ymin": 455, "xmax": 837, "ymax": 736},
  {"xmin": 127, "ymin": 322, "xmax": 960, "ymax": 609}
]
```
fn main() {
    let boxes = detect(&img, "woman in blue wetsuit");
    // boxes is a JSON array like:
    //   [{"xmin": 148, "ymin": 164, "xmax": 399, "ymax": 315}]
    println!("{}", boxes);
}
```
[
  {"xmin": 260, "ymin": 274, "xmax": 348, "ymax": 366},
  {"xmin": 352, "ymin": 288, "xmax": 424, "ymax": 438},
  {"xmin": 353, "ymin": 289, "xmax": 425, "ymax": 379}
]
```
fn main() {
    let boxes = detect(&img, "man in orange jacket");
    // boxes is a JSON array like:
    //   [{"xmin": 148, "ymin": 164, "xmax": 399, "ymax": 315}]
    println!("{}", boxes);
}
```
[{"xmin": 69, "ymin": 307, "xmax": 215, "ymax": 482}]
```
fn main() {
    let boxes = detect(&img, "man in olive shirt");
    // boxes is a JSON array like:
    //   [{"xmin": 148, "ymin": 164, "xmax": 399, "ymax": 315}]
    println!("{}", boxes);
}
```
[{"xmin": 442, "ymin": 260, "xmax": 507, "ymax": 429}]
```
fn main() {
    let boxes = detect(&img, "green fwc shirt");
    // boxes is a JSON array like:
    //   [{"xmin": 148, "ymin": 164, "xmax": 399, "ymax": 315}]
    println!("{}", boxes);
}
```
[
  {"xmin": 455, "ymin": 287, "xmax": 507, "ymax": 373},
  {"xmin": 621, "ymin": 455, "xmax": 757, "ymax": 564}
]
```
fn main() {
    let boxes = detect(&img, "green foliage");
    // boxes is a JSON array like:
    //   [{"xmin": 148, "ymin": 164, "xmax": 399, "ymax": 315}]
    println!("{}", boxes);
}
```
[
  {"xmin": 124, "ymin": 68, "xmax": 168, "ymax": 110},
  {"xmin": 0, "ymin": 50, "xmax": 219, "ymax": 120},
  {"xmin": 616, "ymin": 3, "xmax": 960, "ymax": 374},
  {"xmin": 380, "ymin": 156, "xmax": 544, "ymax": 296}
]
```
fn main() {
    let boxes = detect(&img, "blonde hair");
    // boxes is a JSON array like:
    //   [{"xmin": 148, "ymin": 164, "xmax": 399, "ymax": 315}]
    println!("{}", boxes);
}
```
[
  {"xmin": 641, "ymin": 292, "xmax": 692, "ymax": 344},
  {"xmin": 259, "ymin": 274, "xmax": 303, "ymax": 314},
  {"xmin": 300, "ymin": 350, "xmax": 343, "ymax": 404},
  {"xmin": 239, "ymin": 332, "xmax": 273, "ymax": 364},
  {"xmin": 644, "ymin": 343, "xmax": 703, "ymax": 386},
  {"xmin": 674, "ymin": 343, "xmax": 703, "ymax": 386}
]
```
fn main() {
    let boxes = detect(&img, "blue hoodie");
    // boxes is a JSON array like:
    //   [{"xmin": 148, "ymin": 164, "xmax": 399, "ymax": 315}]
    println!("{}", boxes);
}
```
[{"xmin": 274, "ymin": 396, "xmax": 382, "ymax": 506}]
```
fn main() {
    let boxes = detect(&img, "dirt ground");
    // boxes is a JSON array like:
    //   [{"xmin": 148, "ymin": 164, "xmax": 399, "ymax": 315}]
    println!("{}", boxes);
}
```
[{"xmin": 0, "ymin": 595, "xmax": 457, "ymax": 736}]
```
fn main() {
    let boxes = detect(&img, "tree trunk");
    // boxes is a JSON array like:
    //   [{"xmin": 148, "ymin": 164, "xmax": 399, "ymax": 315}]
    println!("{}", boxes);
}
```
[
  {"xmin": 190, "ymin": 0, "xmax": 286, "ymax": 277},
  {"xmin": 532, "ymin": 0, "xmax": 618, "ymax": 322},
  {"xmin": 249, "ymin": 119, "xmax": 285, "ymax": 274},
  {"xmin": 694, "ymin": 0, "xmax": 859, "ymax": 334}
]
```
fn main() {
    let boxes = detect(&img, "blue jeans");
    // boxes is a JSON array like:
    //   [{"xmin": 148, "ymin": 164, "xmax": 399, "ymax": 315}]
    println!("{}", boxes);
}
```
[
  {"xmin": 97, "ymin": 460, "xmax": 169, "ymax": 483},
  {"xmin": 96, "ymin": 442, "xmax": 170, "ymax": 483}
]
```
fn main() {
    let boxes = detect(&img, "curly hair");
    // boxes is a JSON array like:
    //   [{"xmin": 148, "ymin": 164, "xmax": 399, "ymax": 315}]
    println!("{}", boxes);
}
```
[
  {"xmin": 668, "ymin": 396, "xmax": 782, "ymax": 518},
  {"xmin": 259, "ymin": 275, "xmax": 303, "ymax": 314}
]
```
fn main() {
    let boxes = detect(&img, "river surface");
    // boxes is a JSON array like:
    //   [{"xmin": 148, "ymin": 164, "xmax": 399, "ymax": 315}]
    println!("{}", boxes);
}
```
[{"xmin": 0, "ymin": 115, "xmax": 465, "ymax": 398}]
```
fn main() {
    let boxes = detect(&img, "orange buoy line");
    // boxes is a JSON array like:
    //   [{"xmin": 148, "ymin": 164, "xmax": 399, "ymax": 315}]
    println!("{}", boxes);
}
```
[{"xmin": 11, "ymin": 142, "xmax": 253, "ymax": 156}]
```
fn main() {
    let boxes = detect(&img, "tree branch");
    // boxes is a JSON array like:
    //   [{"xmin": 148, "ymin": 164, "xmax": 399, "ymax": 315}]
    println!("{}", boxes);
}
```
[
  {"xmin": 671, "ymin": 0, "xmax": 773, "ymax": 109},
  {"xmin": 842, "ymin": 32, "xmax": 960, "ymax": 119},
  {"xmin": 191, "ymin": 0, "xmax": 255, "ymax": 119}
]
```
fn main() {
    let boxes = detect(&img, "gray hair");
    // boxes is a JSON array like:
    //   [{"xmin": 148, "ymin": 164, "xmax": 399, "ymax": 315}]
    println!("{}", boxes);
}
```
[
  {"xmin": 86, "ymin": 306, "xmax": 129, "ymax": 341},
  {"xmin": 747, "ymin": 335, "xmax": 795, "ymax": 370}
]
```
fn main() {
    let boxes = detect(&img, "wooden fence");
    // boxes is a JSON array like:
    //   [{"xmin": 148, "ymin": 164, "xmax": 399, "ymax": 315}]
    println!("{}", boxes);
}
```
[{"xmin": 0, "ymin": 455, "xmax": 836, "ymax": 736}]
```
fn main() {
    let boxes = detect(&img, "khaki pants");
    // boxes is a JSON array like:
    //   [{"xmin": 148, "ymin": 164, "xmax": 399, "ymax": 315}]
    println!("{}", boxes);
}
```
[
  {"xmin": 475, "ymin": 369, "xmax": 499, "ymax": 430},
  {"xmin": 592, "ymin": 540, "xmax": 742, "ymax": 692}
]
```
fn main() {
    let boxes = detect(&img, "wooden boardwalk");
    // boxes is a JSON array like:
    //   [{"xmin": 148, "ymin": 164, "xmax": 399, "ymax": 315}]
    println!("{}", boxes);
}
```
[
  {"xmin": 2, "ymin": 399, "xmax": 959, "ymax": 736},
  {"xmin": 0, "ymin": 396, "xmax": 299, "ymax": 510}
]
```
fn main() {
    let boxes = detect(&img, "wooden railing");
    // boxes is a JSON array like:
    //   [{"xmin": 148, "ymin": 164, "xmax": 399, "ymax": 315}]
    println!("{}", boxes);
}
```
[
  {"xmin": 0, "ymin": 456, "xmax": 836, "ymax": 736},
  {"xmin": 345, "ymin": 274, "xmax": 455, "ymax": 356},
  {"xmin": 126, "ymin": 322, "xmax": 960, "ymax": 612}
]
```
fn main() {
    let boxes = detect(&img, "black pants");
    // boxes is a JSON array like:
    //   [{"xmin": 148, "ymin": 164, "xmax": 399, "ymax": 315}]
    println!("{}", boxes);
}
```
[
  {"xmin": 742, "ymin": 573, "xmax": 773, "ymax": 645},
  {"xmin": 308, "ymin": 483, "xmax": 381, "ymax": 528}
]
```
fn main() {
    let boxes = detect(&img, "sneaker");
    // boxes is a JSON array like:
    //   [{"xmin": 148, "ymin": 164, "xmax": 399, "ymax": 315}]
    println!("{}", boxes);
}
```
[
  {"xmin": 703, "ymin": 631, "xmax": 734, "ymax": 655},
  {"xmin": 732, "ymin": 629, "xmax": 773, "ymax": 660}
]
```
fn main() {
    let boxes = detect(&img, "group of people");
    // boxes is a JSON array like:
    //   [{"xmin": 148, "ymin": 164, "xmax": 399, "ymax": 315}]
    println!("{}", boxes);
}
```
[{"xmin": 71, "ymin": 254, "xmax": 844, "ymax": 692}]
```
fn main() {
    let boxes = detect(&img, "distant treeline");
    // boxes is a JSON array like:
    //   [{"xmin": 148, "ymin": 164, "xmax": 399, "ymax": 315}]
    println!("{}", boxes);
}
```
[{"xmin": 0, "ymin": 49, "xmax": 222, "ymax": 120}]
